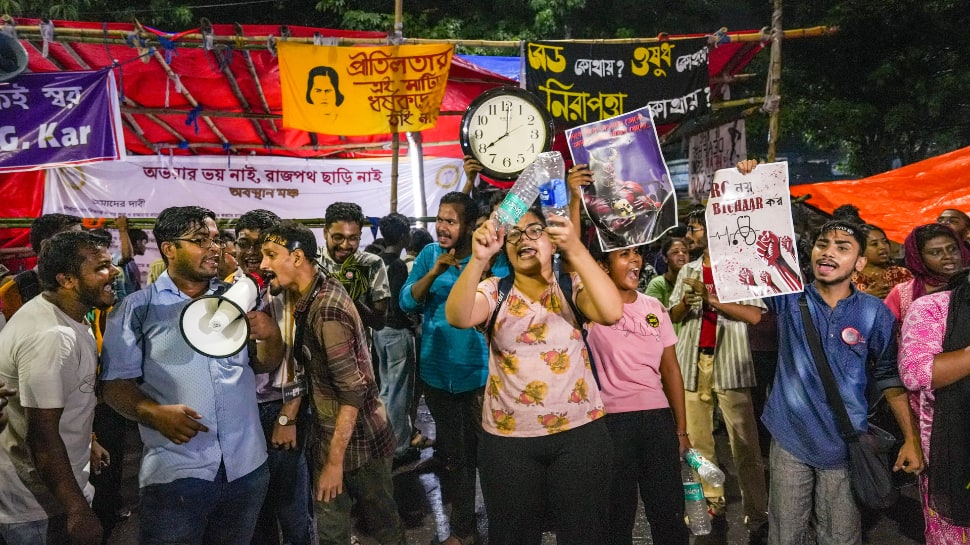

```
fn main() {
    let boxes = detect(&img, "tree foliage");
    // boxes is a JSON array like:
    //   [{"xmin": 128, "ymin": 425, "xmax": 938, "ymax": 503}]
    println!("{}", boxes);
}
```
[{"xmin": 782, "ymin": 0, "xmax": 970, "ymax": 175}]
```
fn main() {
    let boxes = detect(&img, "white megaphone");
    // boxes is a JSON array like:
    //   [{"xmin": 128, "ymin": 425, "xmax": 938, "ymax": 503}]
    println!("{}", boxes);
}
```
[{"xmin": 179, "ymin": 274, "xmax": 265, "ymax": 358}]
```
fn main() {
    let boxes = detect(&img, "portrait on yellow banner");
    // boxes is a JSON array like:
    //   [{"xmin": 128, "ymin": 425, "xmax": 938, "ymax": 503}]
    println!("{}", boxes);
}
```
[{"xmin": 278, "ymin": 42, "xmax": 454, "ymax": 136}]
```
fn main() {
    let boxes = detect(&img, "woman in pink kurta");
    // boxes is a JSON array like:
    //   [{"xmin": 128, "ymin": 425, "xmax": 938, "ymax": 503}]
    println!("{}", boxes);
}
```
[
  {"xmin": 885, "ymin": 223, "xmax": 970, "ymax": 322},
  {"xmin": 899, "ymin": 286, "xmax": 970, "ymax": 544}
]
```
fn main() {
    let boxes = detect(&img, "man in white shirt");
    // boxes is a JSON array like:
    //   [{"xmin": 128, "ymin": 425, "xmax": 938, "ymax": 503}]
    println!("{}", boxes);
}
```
[{"xmin": 0, "ymin": 231, "xmax": 120, "ymax": 545}]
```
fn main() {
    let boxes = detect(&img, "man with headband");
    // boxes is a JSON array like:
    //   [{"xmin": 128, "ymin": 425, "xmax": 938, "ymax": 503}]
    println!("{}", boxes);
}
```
[
  {"xmin": 736, "ymin": 161, "xmax": 923, "ymax": 545},
  {"xmin": 259, "ymin": 221, "xmax": 406, "ymax": 545}
]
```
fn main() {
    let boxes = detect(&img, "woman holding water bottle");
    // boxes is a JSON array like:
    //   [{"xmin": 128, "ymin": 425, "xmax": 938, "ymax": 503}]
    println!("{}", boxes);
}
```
[{"xmin": 445, "ymin": 198, "xmax": 622, "ymax": 545}]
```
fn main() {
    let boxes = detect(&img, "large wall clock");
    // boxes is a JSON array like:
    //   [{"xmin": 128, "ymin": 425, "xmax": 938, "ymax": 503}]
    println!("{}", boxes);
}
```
[{"xmin": 459, "ymin": 86, "xmax": 555, "ymax": 181}]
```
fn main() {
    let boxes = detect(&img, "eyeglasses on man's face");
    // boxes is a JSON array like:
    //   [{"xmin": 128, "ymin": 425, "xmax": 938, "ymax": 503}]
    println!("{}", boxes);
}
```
[
  {"xmin": 505, "ymin": 223, "xmax": 546, "ymax": 245},
  {"xmin": 174, "ymin": 237, "xmax": 224, "ymax": 249},
  {"xmin": 328, "ymin": 233, "xmax": 361, "ymax": 245}
]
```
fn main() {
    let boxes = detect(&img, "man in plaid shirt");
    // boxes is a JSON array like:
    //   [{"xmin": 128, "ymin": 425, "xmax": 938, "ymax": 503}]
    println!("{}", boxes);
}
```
[{"xmin": 258, "ymin": 220, "xmax": 405, "ymax": 545}]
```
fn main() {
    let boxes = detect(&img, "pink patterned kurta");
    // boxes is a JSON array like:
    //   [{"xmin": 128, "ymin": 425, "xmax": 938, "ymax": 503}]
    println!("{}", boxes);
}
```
[{"xmin": 899, "ymin": 290, "xmax": 970, "ymax": 544}]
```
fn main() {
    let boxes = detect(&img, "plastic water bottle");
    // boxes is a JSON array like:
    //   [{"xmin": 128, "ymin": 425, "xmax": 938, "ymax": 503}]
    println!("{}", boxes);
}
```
[
  {"xmin": 683, "ymin": 463, "xmax": 712, "ymax": 535},
  {"xmin": 494, "ymin": 151, "xmax": 565, "ymax": 228},
  {"xmin": 684, "ymin": 448, "xmax": 726, "ymax": 488},
  {"xmin": 539, "ymin": 177, "xmax": 569, "ymax": 218}
]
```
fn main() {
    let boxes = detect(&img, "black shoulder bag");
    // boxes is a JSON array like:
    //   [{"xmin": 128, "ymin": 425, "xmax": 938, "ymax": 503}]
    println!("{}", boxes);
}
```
[{"xmin": 798, "ymin": 296, "xmax": 898, "ymax": 510}]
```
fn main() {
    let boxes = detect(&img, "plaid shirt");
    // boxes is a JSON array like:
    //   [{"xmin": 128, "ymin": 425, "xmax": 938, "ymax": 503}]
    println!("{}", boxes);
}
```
[{"xmin": 295, "ymin": 272, "xmax": 394, "ymax": 472}]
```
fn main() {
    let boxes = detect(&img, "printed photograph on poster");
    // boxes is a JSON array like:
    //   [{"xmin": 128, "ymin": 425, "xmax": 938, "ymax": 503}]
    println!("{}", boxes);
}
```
[
  {"xmin": 706, "ymin": 161, "xmax": 804, "ymax": 303},
  {"xmin": 565, "ymin": 105, "xmax": 678, "ymax": 251}
]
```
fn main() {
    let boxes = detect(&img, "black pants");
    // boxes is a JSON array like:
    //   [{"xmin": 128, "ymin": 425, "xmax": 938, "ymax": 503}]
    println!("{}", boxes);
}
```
[
  {"xmin": 422, "ymin": 383, "xmax": 483, "ymax": 538},
  {"xmin": 604, "ymin": 409, "xmax": 688, "ymax": 545},
  {"xmin": 479, "ymin": 419, "xmax": 613, "ymax": 545},
  {"xmin": 91, "ymin": 402, "xmax": 127, "ymax": 529}
]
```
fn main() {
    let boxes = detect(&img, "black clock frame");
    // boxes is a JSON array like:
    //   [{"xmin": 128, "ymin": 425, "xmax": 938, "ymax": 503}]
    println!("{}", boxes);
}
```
[{"xmin": 459, "ymin": 86, "xmax": 556, "ymax": 181}]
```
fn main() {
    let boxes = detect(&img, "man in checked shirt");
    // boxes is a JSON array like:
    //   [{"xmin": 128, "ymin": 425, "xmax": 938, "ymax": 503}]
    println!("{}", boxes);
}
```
[{"xmin": 258, "ymin": 220, "xmax": 406, "ymax": 545}]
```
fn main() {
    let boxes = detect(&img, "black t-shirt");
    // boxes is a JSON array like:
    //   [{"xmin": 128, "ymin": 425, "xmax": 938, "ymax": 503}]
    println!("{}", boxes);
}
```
[{"xmin": 380, "ymin": 251, "xmax": 415, "ymax": 330}]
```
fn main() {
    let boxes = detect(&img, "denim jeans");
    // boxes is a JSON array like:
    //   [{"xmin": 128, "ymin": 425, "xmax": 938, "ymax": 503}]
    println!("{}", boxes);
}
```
[
  {"xmin": 314, "ymin": 456, "xmax": 406, "ymax": 545},
  {"xmin": 768, "ymin": 440, "xmax": 861, "ymax": 545},
  {"xmin": 604, "ymin": 409, "xmax": 688, "ymax": 545},
  {"xmin": 479, "ymin": 419, "xmax": 613, "ymax": 545},
  {"xmin": 422, "ymin": 383, "xmax": 483, "ymax": 540},
  {"xmin": 139, "ymin": 461, "xmax": 270, "ymax": 545},
  {"xmin": 0, "ymin": 514, "xmax": 67, "ymax": 545},
  {"xmin": 251, "ymin": 399, "xmax": 312, "ymax": 545},
  {"xmin": 373, "ymin": 327, "xmax": 416, "ymax": 457}
]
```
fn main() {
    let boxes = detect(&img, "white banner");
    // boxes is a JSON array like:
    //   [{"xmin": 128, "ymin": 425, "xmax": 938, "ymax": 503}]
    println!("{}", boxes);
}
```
[
  {"xmin": 688, "ymin": 119, "xmax": 746, "ymax": 203},
  {"xmin": 706, "ymin": 161, "xmax": 804, "ymax": 303},
  {"xmin": 42, "ymin": 154, "xmax": 464, "ymax": 221}
]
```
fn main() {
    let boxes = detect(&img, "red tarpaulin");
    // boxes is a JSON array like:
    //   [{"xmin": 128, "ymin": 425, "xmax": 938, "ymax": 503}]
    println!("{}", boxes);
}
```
[
  {"xmin": 1, "ymin": 20, "xmax": 768, "ymax": 256},
  {"xmin": 789, "ymin": 146, "xmax": 970, "ymax": 242}
]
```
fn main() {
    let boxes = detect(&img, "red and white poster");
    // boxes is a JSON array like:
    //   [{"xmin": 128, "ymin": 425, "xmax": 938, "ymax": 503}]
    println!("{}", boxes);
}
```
[{"xmin": 706, "ymin": 161, "xmax": 804, "ymax": 303}]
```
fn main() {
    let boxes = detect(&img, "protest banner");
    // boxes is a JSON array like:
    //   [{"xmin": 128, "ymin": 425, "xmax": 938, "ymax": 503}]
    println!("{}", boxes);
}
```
[
  {"xmin": 688, "ymin": 119, "xmax": 746, "ymax": 203},
  {"xmin": 566, "ymin": 105, "xmax": 678, "ymax": 251},
  {"xmin": 706, "ymin": 161, "xmax": 804, "ymax": 303},
  {"xmin": 278, "ymin": 42, "xmax": 453, "ymax": 136},
  {"xmin": 0, "ymin": 69, "xmax": 125, "ymax": 173},
  {"xmin": 524, "ymin": 38, "xmax": 710, "ymax": 127},
  {"xmin": 42, "ymin": 154, "xmax": 463, "ymax": 221}
]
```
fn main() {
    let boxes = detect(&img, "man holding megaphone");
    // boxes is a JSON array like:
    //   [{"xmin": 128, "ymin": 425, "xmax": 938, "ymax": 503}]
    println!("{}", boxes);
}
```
[
  {"xmin": 100, "ymin": 206, "xmax": 284, "ymax": 545},
  {"xmin": 259, "ymin": 220, "xmax": 407, "ymax": 545}
]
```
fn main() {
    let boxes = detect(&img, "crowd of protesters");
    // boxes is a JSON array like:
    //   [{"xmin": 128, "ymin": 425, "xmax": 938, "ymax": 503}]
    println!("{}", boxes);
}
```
[{"xmin": 0, "ymin": 157, "xmax": 967, "ymax": 545}]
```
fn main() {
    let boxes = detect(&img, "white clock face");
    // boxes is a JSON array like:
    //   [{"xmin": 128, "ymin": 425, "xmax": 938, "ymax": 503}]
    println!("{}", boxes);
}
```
[{"xmin": 465, "ymin": 95, "xmax": 550, "ymax": 177}]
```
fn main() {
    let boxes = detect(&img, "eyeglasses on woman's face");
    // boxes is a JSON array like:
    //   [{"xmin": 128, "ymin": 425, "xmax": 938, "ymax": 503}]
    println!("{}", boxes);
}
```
[{"xmin": 505, "ymin": 223, "xmax": 545, "ymax": 245}]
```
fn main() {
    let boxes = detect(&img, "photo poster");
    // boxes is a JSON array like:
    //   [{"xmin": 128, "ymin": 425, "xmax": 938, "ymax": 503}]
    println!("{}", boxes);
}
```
[
  {"xmin": 565, "ymin": 105, "xmax": 678, "ymax": 251},
  {"xmin": 706, "ymin": 161, "xmax": 804, "ymax": 303}
]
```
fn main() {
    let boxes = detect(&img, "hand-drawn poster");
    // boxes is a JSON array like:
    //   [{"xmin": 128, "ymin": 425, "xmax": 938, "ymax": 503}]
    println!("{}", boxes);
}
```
[
  {"xmin": 706, "ymin": 162, "xmax": 804, "ymax": 303},
  {"xmin": 524, "ymin": 38, "xmax": 710, "ymax": 127},
  {"xmin": 278, "ymin": 42, "xmax": 453, "ymax": 136},
  {"xmin": 566, "ymin": 105, "xmax": 678, "ymax": 251},
  {"xmin": 688, "ymin": 119, "xmax": 746, "ymax": 204}
]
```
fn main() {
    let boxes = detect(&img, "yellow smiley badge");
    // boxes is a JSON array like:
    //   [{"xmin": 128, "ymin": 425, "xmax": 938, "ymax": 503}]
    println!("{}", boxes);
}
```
[{"xmin": 646, "ymin": 313, "xmax": 660, "ymax": 328}]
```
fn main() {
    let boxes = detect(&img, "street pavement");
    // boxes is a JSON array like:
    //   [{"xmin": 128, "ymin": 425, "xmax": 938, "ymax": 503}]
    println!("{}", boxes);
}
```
[{"xmin": 106, "ymin": 403, "xmax": 925, "ymax": 545}]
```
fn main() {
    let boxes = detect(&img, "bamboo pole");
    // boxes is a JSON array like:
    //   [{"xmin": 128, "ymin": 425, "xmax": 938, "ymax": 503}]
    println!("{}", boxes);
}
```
[
  {"xmin": 235, "ymin": 23, "xmax": 277, "ymax": 132},
  {"xmin": 11, "ymin": 24, "xmax": 837, "ymax": 50},
  {"xmin": 209, "ymin": 41, "xmax": 273, "ymax": 147},
  {"xmin": 766, "ymin": 0, "xmax": 784, "ymax": 162}
]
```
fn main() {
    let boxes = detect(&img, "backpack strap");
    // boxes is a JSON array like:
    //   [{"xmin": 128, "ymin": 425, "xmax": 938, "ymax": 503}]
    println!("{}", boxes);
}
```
[
  {"xmin": 485, "ymin": 271, "xmax": 601, "ymax": 389},
  {"xmin": 558, "ymin": 271, "xmax": 601, "ymax": 389},
  {"xmin": 485, "ymin": 274, "xmax": 515, "ymax": 340}
]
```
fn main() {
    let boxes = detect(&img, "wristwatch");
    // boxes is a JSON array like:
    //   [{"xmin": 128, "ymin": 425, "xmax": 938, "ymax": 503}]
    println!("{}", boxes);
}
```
[{"xmin": 277, "ymin": 414, "xmax": 296, "ymax": 426}]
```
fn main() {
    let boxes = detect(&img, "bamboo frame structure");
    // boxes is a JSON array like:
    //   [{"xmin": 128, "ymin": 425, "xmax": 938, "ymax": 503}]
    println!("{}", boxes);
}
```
[{"xmin": 8, "ymin": 23, "xmax": 836, "ymax": 50}]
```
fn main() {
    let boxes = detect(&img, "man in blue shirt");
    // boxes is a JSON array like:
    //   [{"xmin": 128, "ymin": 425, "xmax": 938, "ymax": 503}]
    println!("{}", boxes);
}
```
[
  {"xmin": 101, "ymin": 206, "xmax": 283, "ymax": 545},
  {"xmin": 760, "ymin": 217, "xmax": 923, "ymax": 545},
  {"xmin": 400, "ymin": 192, "xmax": 489, "ymax": 545}
]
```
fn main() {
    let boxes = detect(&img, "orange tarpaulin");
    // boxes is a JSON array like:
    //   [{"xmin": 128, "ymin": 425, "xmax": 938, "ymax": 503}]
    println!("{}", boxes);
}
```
[{"xmin": 789, "ymin": 146, "xmax": 970, "ymax": 242}]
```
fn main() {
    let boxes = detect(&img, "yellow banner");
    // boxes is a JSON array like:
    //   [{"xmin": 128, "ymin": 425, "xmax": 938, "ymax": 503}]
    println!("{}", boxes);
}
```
[{"xmin": 278, "ymin": 42, "xmax": 454, "ymax": 136}]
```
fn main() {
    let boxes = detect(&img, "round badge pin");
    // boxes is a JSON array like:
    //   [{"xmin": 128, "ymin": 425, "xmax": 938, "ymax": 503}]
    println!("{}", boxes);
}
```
[
  {"xmin": 841, "ymin": 327, "xmax": 862, "ymax": 345},
  {"xmin": 645, "ymin": 313, "xmax": 660, "ymax": 328}
]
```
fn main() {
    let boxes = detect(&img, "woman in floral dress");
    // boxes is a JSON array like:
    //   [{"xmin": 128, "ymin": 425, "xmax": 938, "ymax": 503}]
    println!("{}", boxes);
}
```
[{"xmin": 445, "ymin": 207, "xmax": 622, "ymax": 545}]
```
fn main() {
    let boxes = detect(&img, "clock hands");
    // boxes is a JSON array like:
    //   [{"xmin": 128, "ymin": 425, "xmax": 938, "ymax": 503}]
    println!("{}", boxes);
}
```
[{"xmin": 483, "ymin": 124, "xmax": 525, "ymax": 150}]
